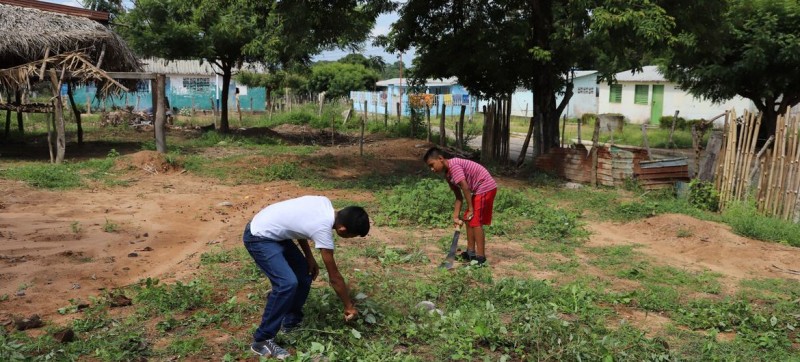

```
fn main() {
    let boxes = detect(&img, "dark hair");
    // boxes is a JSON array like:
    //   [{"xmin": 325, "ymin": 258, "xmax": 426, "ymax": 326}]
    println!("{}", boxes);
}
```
[
  {"xmin": 423, "ymin": 146, "xmax": 451, "ymax": 162},
  {"xmin": 336, "ymin": 206, "xmax": 370, "ymax": 237}
]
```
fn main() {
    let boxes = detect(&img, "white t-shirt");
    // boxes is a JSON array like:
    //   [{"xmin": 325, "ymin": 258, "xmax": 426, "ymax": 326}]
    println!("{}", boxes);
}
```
[{"xmin": 249, "ymin": 196, "xmax": 336, "ymax": 250}]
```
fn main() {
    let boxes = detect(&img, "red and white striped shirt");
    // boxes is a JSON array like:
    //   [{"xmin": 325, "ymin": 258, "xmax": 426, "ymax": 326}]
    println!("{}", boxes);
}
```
[{"xmin": 446, "ymin": 158, "xmax": 497, "ymax": 195}]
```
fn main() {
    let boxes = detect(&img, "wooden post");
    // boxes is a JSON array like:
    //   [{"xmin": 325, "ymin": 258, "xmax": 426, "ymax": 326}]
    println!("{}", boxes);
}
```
[
  {"xmin": 250, "ymin": 97, "xmax": 254, "ymax": 115},
  {"xmin": 439, "ymin": 103, "xmax": 446, "ymax": 147},
  {"xmin": 641, "ymin": 123, "xmax": 651, "ymax": 159},
  {"xmin": 426, "ymin": 104, "xmax": 431, "ymax": 142},
  {"xmin": 331, "ymin": 113, "xmax": 335, "ymax": 146},
  {"xmin": 458, "ymin": 104, "xmax": 466, "ymax": 149},
  {"xmin": 359, "ymin": 116, "xmax": 365, "ymax": 157},
  {"xmin": 396, "ymin": 102, "xmax": 401, "ymax": 123},
  {"xmin": 561, "ymin": 115, "xmax": 567, "ymax": 148},
  {"xmin": 343, "ymin": 107, "xmax": 353, "ymax": 126},
  {"xmin": 154, "ymin": 74, "xmax": 167, "ymax": 153},
  {"xmin": 66, "ymin": 83, "xmax": 83, "ymax": 144},
  {"xmin": 364, "ymin": 100, "xmax": 368, "ymax": 123},
  {"xmin": 86, "ymin": 94, "xmax": 91, "ymax": 115},
  {"xmin": 577, "ymin": 117, "xmax": 582, "ymax": 145},
  {"xmin": 4, "ymin": 91, "xmax": 10, "ymax": 138},
  {"xmin": 384, "ymin": 102, "xmax": 388, "ymax": 127},
  {"xmin": 48, "ymin": 69, "xmax": 66, "ymax": 164},
  {"xmin": 668, "ymin": 110, "xmax": 679, "ymax": 149},
  {"xmin": 45, "ymin": 106, "xmax": 54, "ymax": 163},
  {"xmin": 590, "ymin": 117, "xmax": 602, "ymax": 187},
  {"xmin": 516, "ymin": 115, "xmax": 535, "ymax": 167}
]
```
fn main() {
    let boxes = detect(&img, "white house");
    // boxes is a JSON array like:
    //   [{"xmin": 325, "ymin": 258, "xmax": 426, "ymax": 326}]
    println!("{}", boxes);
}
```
[{"xmin": 598, "ymin": 66, "xmax": 754, "ymax": 125}]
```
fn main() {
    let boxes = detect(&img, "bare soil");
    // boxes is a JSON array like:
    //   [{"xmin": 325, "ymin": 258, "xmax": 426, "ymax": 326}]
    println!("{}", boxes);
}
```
[{"xmin": 2, "ymin": 136, "xmax": 798, "ymax": 334}]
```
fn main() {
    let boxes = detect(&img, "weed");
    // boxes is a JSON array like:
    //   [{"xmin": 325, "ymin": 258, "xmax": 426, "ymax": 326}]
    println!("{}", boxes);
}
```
[
  {"xmin": 103, "ymin": 218, "xmax": 118, "ymax": 233},
  {"xmin": 1, "ymin": 163, "xmax": 82, "ymax": 189},
  {"xmin": 70, "ymin": 221, "xmax": 82, "ymax": 234},
  {"xmin": 676, "ymin": 228, "xmax": 693, "ymax": 238},
  {"xmin": 723, "ymin": 201, "xmax": 800, "ymax": 247},
  {"xmin": 688, "ymin": 179, "xmax": 719, "ymax": 211},
  {"xmin": 133, "ymin": 278, "xmax": 211, "ymax": 315}
]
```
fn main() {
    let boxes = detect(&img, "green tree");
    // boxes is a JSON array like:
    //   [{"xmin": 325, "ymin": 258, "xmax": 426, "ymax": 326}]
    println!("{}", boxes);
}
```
[
  {"xmin": 307, "ymin": 62, "xmax": 379, "ymax": 98},
  {"xmin": 339, "ymin": 54, "xmax": 387, "ymax": 73},
  {"xmin": 380, "ymin": 60, "xmax": 406, "ymax": 79},
  {"xmin": 661, "ymin": 0, "xmax": 800, "ymax": 137},
  {"xmin": 81, "ymin": 0, "xmax": 124, "ymax": 18},
  {"xmin": 121, "ymin": 0, "xmax": 392, "ymax": 132},
  {"xmin": 387, "ymin": 0, "xmax": 689, "ymax": 158}
]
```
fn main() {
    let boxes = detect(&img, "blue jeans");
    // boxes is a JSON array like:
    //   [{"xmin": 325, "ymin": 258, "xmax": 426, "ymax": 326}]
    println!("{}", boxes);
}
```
[{"xmin": 243, "ymin": 223, "xmax": 311, "ymax": 342}]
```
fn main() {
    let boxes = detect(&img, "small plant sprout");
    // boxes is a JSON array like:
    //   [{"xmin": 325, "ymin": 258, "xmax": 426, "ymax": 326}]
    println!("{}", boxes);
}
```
[
  {"xmin": 71, "ymin": 221, "xmax": 82, "ymax": 234},
  {"xmin": 676, "ymin": 228, "xmax": 693, "ymax": 238},
  {"xmin": 103, "ymin": 218, "xmax": 119, "ymax": 233}
]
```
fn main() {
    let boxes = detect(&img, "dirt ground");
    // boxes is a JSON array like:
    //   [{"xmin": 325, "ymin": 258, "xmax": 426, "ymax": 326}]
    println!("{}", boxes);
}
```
[{"xmin": 1, "ymin": 134, "xmax": 798, "ymax": 331}]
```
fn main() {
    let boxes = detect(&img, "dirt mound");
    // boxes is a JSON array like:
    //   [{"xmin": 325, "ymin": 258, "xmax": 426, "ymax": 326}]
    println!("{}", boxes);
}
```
[
  {"xmin": 116, "ymin": 151, "xmax": 179, "ymax": 174},
  {"xmin": 586, "ymin": 213, "xmax": 800, "ymax": 284}
]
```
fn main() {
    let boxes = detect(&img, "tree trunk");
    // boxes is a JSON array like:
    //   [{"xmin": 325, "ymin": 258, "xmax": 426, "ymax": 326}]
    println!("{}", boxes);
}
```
[
  {"xmin": 67, "ymin": 83, "xmax": 83, "ymax": 144},
  {"xmin": 154, "ymin": 74, "xmax": 167, "ymax": 153},
  {"xmin": 516, "ymin": 115, "xmax": 536, "ymax": 167},
  {"xmin": 219, "ymin": 65, "xmax": 232, "ymax": 133},
  {"xmin": 48, "ymin": 70, "xmax": 66, "ymax": 164}
]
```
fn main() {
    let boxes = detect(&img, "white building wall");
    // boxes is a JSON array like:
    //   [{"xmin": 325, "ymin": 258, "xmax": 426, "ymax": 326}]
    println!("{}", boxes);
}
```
[
  {"xmin": 560, "ymin": 75, "xmax": 598, "ymax": 119},
  {"xmin": 599, "ymin": 81, "xmax": 755, "ymax": 124}
]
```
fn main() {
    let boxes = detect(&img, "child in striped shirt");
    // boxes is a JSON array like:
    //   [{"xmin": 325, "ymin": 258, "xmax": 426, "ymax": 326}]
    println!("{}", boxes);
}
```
[{"xmin": 423, "ymin": 147, "xmax": 498, "ymax": 265}]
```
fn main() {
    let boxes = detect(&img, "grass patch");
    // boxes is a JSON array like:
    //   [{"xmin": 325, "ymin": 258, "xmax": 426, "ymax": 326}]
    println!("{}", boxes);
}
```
[{"xmin": 723, "ymin": 201, "xmax": 800, "ymax": 247}]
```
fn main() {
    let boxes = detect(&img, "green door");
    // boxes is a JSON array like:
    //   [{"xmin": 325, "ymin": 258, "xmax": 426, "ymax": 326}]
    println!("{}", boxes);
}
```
[{"xmin": 650, "ymin": 85, "xmax": 664, "ymax": 125}]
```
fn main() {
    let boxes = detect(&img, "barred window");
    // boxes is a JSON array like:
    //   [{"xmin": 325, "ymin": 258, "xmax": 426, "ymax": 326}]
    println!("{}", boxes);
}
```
[
  {"xmin": 183, "ymin": 77, "xmax": 211, "ymax": 92},
  {"xmin": 634, "ymin": 85, "xmax": 649, "ymax": 105}
]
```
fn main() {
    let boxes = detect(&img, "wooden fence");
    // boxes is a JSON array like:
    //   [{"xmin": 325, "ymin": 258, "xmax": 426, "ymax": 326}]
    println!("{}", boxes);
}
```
[{"xmin": 715, "ymin": 109, "xmax": 800, "ymax": 221}]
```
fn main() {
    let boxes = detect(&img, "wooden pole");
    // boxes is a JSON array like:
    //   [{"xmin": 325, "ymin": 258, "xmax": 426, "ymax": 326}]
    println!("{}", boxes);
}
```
[
  {"xmin": 250, "ymin": 97, "xmax": 254, "ymax": 115},
  {"xmin": 384, "ymin": 102, "xmax": 388, "ymax": 127},
  {"xmin": 66, "ymin": 83, "xmax": 83, "ymax": 144},
  {"xmin": 236, "ymin": 94, "xmax": 242, "ymax": 128},
  {"xmin": 763, "ymin": 114, "xmax": 781, "ymax": 213},
  {"xmin": 439, "ymin": 102, "xmax": 446, "ymax": 147},
  {"xmin": 772, "ymin": 113, "xmax": 789, "ymax": 215},
  {"xmin": 154, "ymin": 74, "xmax": 167, "ymax": 153},
  {"xmin": 46, "ymin": 105, "xmax": 54, "ymax": 163},
  {"xmin": 577, "ymin": 116, "xmax": 582, "ymax": 145},
  {"xmin": 396, "ymin": 102, "xmax": 401, "ymax": 123},
  {"xmin": 731, "ymin": 111, "xmax": 749, "ymax": 202},
  {"xmin": 363, "ymin": 100, "xmax": 368, "ymax": 123},
  {"xmin": 561, "ymin": 114, "xmax": 567, "ymax": 148},
  {"xmin": 668, "ymin": 110, "xmax": 679, "ymax": 149},
  {"xmin": 742, "ymin": 112, "xmax": 763, "ymax": 192},
  {"xmin": 458, "ymin": 104, "xmax": 466, "ymax": 149},
  {"xmin": 781, "ymin": 113, "xmax": 800, "ymax": 219},
  {"xmin": 591, "ymin": 116, "xmax": 602, "ymax": 187},
  {"xmin": 359, "ymin": 116, "xmax": 365, "ymax": 157},
  {"xmin": 48, "ymin": 69, "xmax": 66, "ymax": 164},
  {"xmin": 331, "ymin": 113, "xmax": 335, "ymax": 146},
  {"xmin": 715, "ymin": 112, "xmax": 730, "ymax": 191},
  {"xmin": 426, "ymin": 104, "xmax": 431, "ymax": 142},
  {"xmin": 641, "ymin": 123, "xmax": 651, "ymax": 159}
]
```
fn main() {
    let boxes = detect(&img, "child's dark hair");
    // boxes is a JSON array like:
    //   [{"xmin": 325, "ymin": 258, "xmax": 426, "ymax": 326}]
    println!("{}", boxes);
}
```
[
  {"xmin": 423, "ymin": 147, "xmax": 451, "ymax": 162},
  {"xmin": 336, "ymin": 206, "xmax": 370, "ymax": 237}
]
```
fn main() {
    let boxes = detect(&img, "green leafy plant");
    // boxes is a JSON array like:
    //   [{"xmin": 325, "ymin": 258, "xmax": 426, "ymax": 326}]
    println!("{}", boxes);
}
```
[
  {"xmin": 688, "ymin": 179, "xmax": 719, "ymax": 211},
  {"xmin": 103, "ymin": 218, "xmax": 118, "ymax": 233}
]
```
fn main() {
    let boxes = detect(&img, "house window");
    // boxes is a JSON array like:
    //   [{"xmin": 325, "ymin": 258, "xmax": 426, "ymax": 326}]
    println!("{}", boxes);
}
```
[
  {"xmin": 183, "ymin": 77, "xmax": 211, "ymax": 92},
  {"xmin": 634, "ymin": 85, "xmax": 649, "ymax": 105},
  {"xmin": 609, "ymin": 84, "xmax": 622, "ymax": 103},
  {"xmin": 136, "ymin": 80, "xmax": 150, "ymax": 92}
]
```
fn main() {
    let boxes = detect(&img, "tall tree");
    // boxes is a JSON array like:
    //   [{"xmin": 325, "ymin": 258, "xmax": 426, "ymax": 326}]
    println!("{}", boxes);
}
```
[
  {"xmin": 388, "ymin": 0, "xmax": 686, "ymax": 157},
  {"xmin": 121, "ymin": 0, "xmax": 392, "ymax": 132},
  {"xmin": 661, "ymin": 0, "xmax": 800, "ymax": 137},
  {"xmin": 307, "ymin": 62, "xmax": 379, "ymax": 98}
]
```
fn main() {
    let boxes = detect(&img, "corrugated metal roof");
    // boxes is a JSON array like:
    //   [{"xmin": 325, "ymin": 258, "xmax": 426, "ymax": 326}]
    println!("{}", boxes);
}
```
[
  {"xmin": 615, "ymin": 66, "xmax": 666, "ymax": 82},
  {"xmin": 572, "ymin": 70, "xmax": 598, "ymax": 79},
  {"xmin": 376, "ymin": 77, "xmax": 459, "ymax": 87},
  {"xmin": 141, "ymin": 58, "xmax": 267, "ymax": 76}
]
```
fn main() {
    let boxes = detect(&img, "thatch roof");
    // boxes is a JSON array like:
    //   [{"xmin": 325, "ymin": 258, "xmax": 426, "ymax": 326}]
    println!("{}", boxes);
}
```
[{"xmin": 0, "ymin": 2, "xmax": 139, "ymax": 72}]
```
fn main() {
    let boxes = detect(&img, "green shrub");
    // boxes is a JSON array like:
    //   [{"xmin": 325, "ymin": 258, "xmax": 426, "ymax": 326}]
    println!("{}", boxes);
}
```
[
  {"xmin": 376, "ymin": 178, "xmax": 453, "ymax": 227},
  {"xmin": 580, "ymin": 113, "xmax": 597, "ymax": 125},
  {"xmin": 688, "ymin": 179, "xmax": 719, "ymax": 211},
  {"xmin": 2, "ymin": 163, "xmax": 82, "ymax": 189}
]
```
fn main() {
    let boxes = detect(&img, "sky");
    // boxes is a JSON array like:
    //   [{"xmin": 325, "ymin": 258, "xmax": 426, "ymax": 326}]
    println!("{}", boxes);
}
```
[{"xmin": 42, "ymin": 0, "xmax": 414, "ymax": 65}]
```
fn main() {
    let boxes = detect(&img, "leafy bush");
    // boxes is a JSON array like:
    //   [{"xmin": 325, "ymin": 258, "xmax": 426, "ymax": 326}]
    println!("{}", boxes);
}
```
[
  {"xmin": 688, "ymin": 179, "xmax": 720, "ymax": 211},
  {"xmin": 133, "ymin": 278, "xmax": 211, "ymax": 315}
]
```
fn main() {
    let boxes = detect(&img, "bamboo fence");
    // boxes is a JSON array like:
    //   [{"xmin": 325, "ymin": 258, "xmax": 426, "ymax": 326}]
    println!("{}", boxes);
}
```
[{"xmin": 715, "ymin": 109, "xmax": 800, "ymax": 222}]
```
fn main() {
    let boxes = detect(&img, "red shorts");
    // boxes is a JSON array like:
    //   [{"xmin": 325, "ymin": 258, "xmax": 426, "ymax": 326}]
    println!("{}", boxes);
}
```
[{"xmin": 463, "ymin": 188, "xmax": 497, "ymax": 227}]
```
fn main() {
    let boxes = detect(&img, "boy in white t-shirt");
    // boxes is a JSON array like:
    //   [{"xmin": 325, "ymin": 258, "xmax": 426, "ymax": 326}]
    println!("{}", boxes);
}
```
[{"xmin": 242, "ymin": 196, "xmax": 370, "ymax": 359}]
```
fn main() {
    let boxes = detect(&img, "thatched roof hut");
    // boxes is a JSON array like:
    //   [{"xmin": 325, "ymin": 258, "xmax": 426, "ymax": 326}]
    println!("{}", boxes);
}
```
[{"xmin": 0, "ymin": 2, "xmax": 139, "ymax": 73}]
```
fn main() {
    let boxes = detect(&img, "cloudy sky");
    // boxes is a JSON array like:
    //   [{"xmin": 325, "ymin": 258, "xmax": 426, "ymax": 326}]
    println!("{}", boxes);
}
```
[{"xmin": 42, "ymin": 0, "xmax": 413, "ymax": 64}]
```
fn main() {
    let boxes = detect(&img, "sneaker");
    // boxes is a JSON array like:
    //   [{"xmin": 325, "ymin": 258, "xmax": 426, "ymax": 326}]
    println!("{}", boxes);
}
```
[
  {"xmin": 474, "ymin": 256, "xmax": 487, "ymax": 266},
  {"xmin": 250, "ymin": 339, "xmax": 290, "ymax": 359},
  {"xmin": 458, "ymin": 251, "xmax": 475, "ymax": 261}
]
